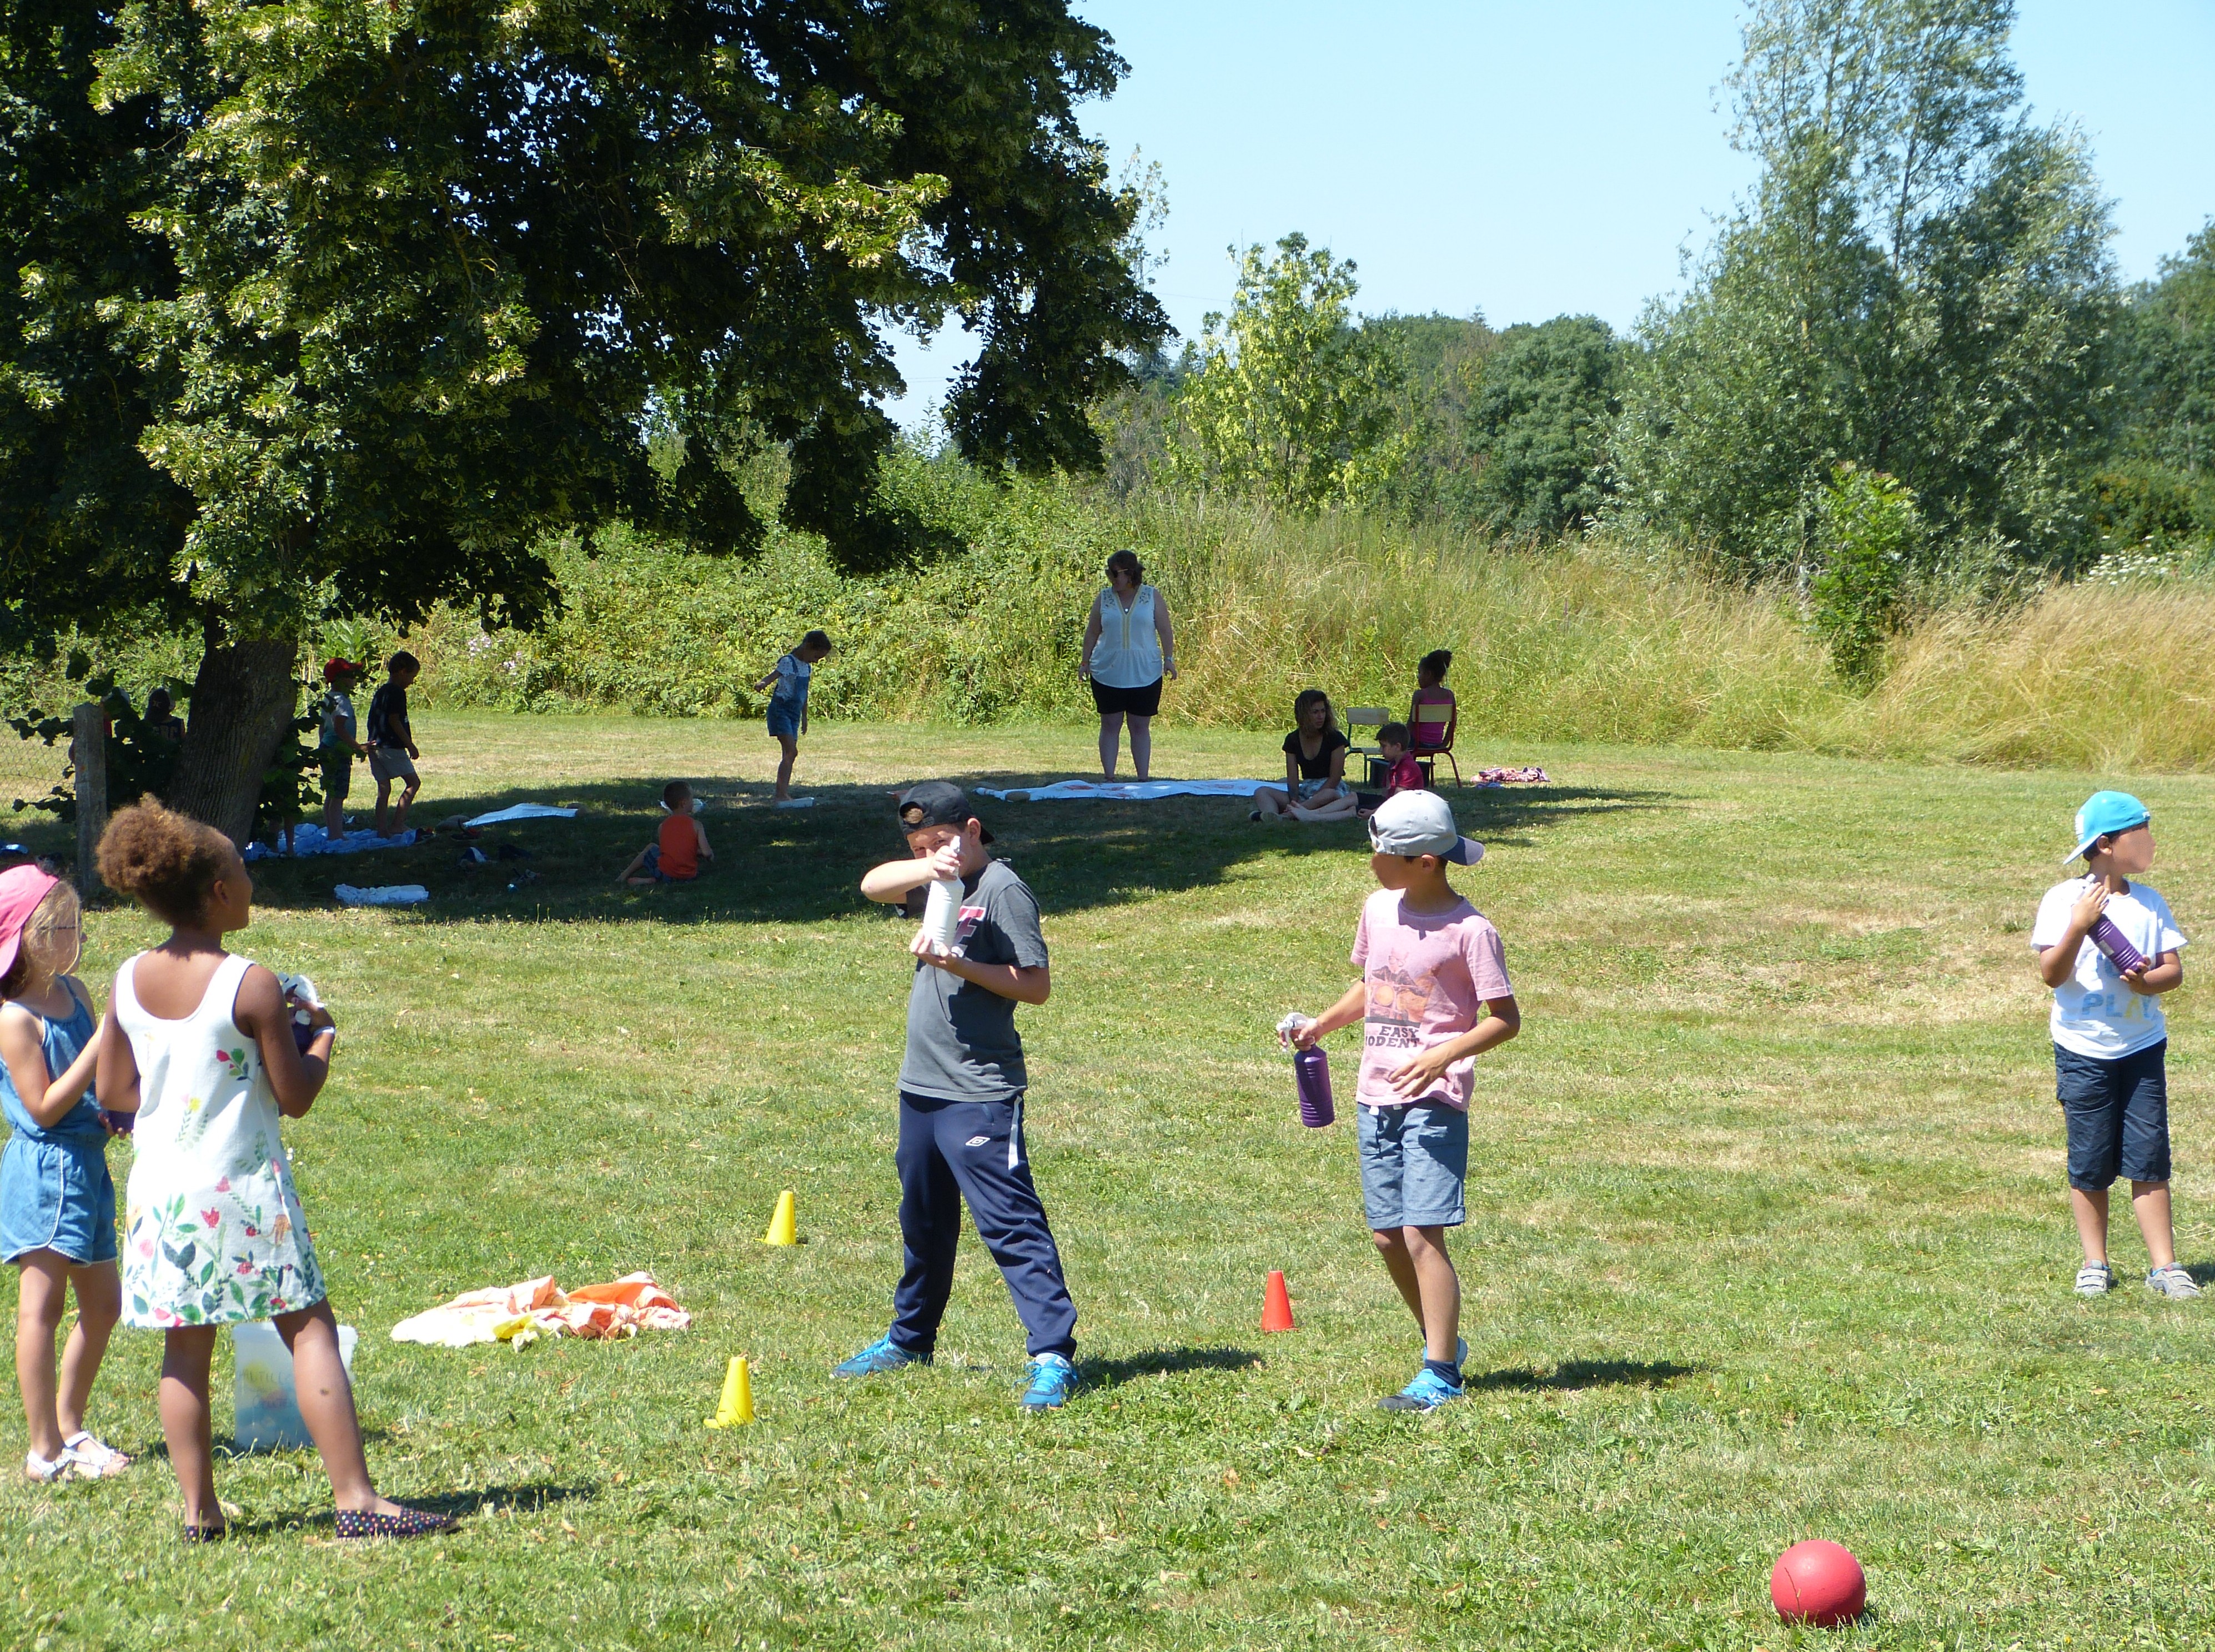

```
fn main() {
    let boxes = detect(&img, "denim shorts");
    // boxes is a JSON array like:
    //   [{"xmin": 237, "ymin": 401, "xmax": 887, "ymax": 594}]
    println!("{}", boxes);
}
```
[
  {"xmin": 639, "ymin": 844, "xmax": 696, "ymax": 885},
  {"xmin": 765, "ymin": 700, "xmax": 802, "ymax": 741},
  {"xmin": 1357, "ymin": 1101, "xmax": 1468, "ymax": 1229},
  {"xmin": 0, "ymin": 1135, "xmax": 118, "ymax": 1266},
  {"xmin": 2057, "ymin": 1040, "xmax": 2171, "ymax": 1190}
]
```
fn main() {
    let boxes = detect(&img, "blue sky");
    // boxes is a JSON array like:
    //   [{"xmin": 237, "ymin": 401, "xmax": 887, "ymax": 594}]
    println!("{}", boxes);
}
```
[{"xmin": 887, "ymin": 0, "xmax": 2215, "ymax": 424}]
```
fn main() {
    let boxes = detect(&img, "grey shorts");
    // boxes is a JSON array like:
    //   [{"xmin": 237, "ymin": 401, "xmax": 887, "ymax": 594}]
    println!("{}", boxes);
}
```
[
  {"xmin": 369, "ymin": 746, "xmax": 418, "ymax": 786},
  {"xmin": 1357, "ymin": 1101, "xmax": 1468, "ymax": 1230}
]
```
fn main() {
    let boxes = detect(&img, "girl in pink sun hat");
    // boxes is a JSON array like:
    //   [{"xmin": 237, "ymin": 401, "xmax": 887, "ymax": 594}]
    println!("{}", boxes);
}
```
[{"xmin": 0, "ymin": 863, "xmax": 131, "ymax": 1483}]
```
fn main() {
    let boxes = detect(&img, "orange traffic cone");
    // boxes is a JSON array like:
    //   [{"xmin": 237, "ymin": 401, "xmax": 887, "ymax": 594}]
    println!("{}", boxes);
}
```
[{"xmin": 1260, "ymin": 1269, "xmax": 1295, "ymax": 1333}]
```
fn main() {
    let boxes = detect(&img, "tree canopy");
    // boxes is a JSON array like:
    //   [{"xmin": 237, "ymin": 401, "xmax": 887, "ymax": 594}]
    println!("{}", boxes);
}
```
[
  {"xmin": 2, "ymin": 0, "xmax": 1167, "ymax": 835},
  {"xmin": 1614, "ymin": 0, "xmax": 2114, "ymax": 579}
]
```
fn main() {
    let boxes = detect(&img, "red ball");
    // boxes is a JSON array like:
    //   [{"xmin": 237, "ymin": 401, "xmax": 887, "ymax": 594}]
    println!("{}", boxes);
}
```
[{"xmin": 1770, "ymin": 1539, "xmax": 1866, "ymax": 1628}]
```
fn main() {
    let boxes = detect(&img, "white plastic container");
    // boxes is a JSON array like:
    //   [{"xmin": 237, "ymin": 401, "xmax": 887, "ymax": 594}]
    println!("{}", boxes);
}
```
[
  {"xmin": 233, "ymin": 1321, "xmax": 358, "ymax": 1452},
  {"xmin": 920, "ymin": 835, "xmax": 964, "ymax": 954}
]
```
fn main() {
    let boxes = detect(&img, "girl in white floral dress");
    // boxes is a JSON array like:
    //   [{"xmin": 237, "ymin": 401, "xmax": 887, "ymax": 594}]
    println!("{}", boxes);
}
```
[{"xmin": 96, "ymin": 802, "xmax": 451, "ymax": 1542}]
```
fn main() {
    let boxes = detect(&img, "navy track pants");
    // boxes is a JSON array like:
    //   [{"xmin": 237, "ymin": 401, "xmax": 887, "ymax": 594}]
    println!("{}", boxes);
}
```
[{"xmin": 889, "ymin": 1090, "xmax": 1077, "ymax": 1360}]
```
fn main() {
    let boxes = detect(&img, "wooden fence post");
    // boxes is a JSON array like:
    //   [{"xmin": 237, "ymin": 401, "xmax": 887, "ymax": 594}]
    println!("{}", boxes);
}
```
[{"xmin": 72, "ymin": 701, "xmax": 106, "ymax": 898}]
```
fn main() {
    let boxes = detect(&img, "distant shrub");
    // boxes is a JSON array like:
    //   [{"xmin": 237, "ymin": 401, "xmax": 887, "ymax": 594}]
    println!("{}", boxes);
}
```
[{"xmin": 1809, "ymin": 465, "xmax": 1925, "ymax": 687}]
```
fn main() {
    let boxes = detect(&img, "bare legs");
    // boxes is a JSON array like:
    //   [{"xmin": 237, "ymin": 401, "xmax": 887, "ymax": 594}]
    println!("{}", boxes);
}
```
[
  {"xmin": 1253, "ymin": 786, "xmax": 1358, "ymax": 822},
  {"xmin": 2072, "ymin": 1180, "xmax": 2178, "ymax": 1270},
  {"xmin": 159, "ymin": 1300, "xmax": 410, "ymax": 1529},
  {"xmin": 375, "ymin": 777, "xmax": 417, "ymax": 837},
  {"xmin": 15, "ymin": 1253, "xmax": 120, "ymax": 1464},
  {"xmin": 1373, "ymin": 1225, "xmax": 1461, "ymax": 1364},
  {"xmin": 323, "ymin": 787, "xmax": 345, "ymax": 838},
  {"xmin": 1097, "ymin": 713, "xmax": 1154, "ymax": 780},
  {"xmin": 772, "ymin": 733, "xmax": 800, "ymax": 801}
]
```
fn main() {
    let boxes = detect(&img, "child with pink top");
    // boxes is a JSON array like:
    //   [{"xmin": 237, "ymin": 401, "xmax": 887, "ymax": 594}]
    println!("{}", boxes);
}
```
[{"xmin": 1285, "ymin": 790, "xmax": 1520, "ymax": 1411}]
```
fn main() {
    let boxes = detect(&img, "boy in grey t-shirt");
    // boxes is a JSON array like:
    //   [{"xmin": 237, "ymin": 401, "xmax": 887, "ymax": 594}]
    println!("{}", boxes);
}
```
[{"xmin": 835, "ymin": 782, "xmax": 1079, "ymax": 1409}]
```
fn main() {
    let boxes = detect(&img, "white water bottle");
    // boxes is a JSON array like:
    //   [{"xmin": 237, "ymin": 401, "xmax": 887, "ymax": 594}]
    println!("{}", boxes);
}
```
[{"xmin": 921, "ymin": 836, "xmax": 963, "ymax": 955}]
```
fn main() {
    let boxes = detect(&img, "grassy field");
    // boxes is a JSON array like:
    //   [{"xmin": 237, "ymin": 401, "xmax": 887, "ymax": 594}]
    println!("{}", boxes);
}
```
[{"xmin": 5, "ymin": 714, "xmax": 2215, "ymax": 1649}]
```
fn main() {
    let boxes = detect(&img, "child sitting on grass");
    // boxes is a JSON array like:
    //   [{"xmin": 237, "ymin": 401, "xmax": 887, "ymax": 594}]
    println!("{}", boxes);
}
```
[
  {"xmin": 1284, "ymin": 790, "xmax": 1519, "ymax": 1411},
  {"xmin": 1357, "ymin": 721, "xmax": 1427, "ymax": 816},
  {"xmin": 1, "ymin": 869, "xmax": 130, "ymax": 1484},
  {"xmin": 95, "ymin": 801, "xmax": 451, "ymax": 1540},
  {"xmin": 753, "ymin": 630, "xmax": 833, "ymax": 806},
  {"xmin": 617, "ymin": 782, "xmax": 714, "ymax": 886},
  {"xmin": 2032, "ymin": 790, "xmax": 2197, "ymax": 1300}
]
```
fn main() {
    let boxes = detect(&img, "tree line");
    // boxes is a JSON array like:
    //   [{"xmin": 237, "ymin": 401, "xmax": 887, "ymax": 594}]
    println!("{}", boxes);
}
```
[{"xmin": 1109, "ymin": 0, "xmax": 2212, "ymax": 684}]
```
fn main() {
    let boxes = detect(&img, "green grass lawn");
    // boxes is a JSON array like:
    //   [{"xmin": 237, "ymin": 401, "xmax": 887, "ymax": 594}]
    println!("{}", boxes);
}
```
[{"xmin": 6, "ymin": 714, "xmax": 2215, "ymax": 1649}]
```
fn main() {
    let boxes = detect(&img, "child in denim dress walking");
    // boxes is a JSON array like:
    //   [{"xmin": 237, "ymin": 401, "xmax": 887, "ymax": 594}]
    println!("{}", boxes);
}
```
[
  {"xmin": 95, "ymin": 802, "xmax": 453, "ymax": 1540},
  {"xmin": 1, "ymin": 868, "xmax": 130, "ymax": 1483},
  {"xmin": 754, "ymin": 630, "xmax": 832, "ymax": 806}
]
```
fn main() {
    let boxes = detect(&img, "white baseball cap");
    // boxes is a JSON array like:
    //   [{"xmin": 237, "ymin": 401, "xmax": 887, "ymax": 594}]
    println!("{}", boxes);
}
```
[{"xmin": 1366, "ymin": 790, "xmax": 1484, "ymax": 865}]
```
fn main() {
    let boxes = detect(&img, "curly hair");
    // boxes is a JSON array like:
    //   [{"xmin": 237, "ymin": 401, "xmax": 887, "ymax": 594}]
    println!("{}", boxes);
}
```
[
  {"xmin": 1105, "ymin": 549, "xmax": 1145, "ymax": 586},
  {"xmin": 1417, "ymin": 649, "xmax": 1453, "ymax": 682},
  {"xmin": 96, "ymin": 802, "xmax": 233, "ymax": 927},
  {"xmin": 1292, "ymin": 687, "xmax": 1337, "ymax": 731}
]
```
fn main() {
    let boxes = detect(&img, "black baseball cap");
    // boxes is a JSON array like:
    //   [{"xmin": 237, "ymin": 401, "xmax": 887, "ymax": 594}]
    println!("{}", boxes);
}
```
[{"xmin": 896, "ymin": 781, "xmax": 993, "ymax": 843}]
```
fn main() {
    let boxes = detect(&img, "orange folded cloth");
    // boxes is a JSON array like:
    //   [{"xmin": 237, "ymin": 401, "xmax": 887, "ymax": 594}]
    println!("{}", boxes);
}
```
[{"xmin": 390, "ymin": 1272, "xmax": 691, "ymax": 1347}]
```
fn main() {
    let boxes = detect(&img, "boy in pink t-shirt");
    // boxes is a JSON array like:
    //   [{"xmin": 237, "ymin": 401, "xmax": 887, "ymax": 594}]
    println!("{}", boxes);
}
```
[{"xmin": 1287, "ymin": 790, "xmax": 1519, "ymax": 1412}]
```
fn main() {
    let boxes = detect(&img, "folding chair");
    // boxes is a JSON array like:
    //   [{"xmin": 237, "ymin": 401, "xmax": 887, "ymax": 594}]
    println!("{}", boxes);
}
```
[
  {"xmin": 1409, "ymin": 701, "xmax": 1462, "ymax": 787},
  {"xmin": 1343, "ymin": 707, "xmax": 1391, "ymax": 787}
]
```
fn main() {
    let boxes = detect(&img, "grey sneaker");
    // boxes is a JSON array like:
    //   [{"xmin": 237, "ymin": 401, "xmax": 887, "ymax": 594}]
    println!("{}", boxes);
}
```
[
  {"xmin": 2075, "ymin": 1262, "xmax": 2114, "ymax": 1296},
  {"xmin": 2146, "ymin": 1264, "xmax": 2202, "ymax": 1300}
]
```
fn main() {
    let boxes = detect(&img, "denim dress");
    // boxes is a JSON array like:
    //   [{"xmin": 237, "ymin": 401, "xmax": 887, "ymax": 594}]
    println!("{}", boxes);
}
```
[{"xmin": 0, "ymin": 987, "xmax": 117, "ymax": 1265}]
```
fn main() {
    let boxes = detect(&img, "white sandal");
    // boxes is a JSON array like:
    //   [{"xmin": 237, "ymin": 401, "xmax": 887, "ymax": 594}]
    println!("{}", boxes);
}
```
[
  {"xmin": 24, "ymin": 1450, "xmax": 72, "ymax": 1484},
  {"xmin": 61, "ymin": 1432, "xmax": 130, "ymax": 1478}
]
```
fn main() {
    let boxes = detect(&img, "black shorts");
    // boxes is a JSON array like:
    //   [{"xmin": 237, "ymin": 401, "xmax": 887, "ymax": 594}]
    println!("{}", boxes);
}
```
[
  {"xmin": 2057, "ymin": 1040, "xmax": 2171, "ymax": 1190},
  {"xmin": 1090, "ymin": 676, "xmax": 1162, "ymax": 717}
]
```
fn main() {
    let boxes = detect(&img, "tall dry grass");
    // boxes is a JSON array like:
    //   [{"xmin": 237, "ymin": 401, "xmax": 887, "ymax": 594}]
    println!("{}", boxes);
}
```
[{"xmin": 329, "ymin": 466, "xmax": 2215, "ymax": 774}]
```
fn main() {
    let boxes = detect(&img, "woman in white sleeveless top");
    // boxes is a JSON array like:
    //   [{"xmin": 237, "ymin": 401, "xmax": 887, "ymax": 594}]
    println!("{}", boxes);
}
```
[
  {"xmin": 96, "ymin": 801, "xmax": 452, "ymax": 1541},
  {"xmin": 1078, "ymin": 550, "xmax": 1177, "ymax": 779}
]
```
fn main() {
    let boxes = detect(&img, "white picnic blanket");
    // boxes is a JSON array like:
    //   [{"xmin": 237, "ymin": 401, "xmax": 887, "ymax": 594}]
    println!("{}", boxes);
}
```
[
  {"xmin": 464, "ymin": 804, "xmax": 579, "ymax": 827},
  {"xmin": 334, "ymin": 883, "xmax": 429, "ymax": 907},
  {"xmin": 975, "ymin": 779, "xmax": 1275, "ymax": 802}
]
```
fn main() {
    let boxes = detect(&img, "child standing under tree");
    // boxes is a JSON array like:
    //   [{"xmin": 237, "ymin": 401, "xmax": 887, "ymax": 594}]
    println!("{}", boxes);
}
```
[
  {"xmin": 365, "ymin": 651, "xmax": 422, "ymax": 838},
  {"xmin": 317, "ymin": 658, "xmax": 369, "ymax": 838},
  {"xmin": 1, "ymin": 868, "xmax": 130, "ymax": 1483},
  {"xmin": 2032, "ymin": 791, "xmax": 2198, "ymax": 1300},
  {"xmin": 834, "ymin": 783, "xmax": 1081, "ymax": 1410},
  {"xmin": 94, "ymin": 802, "xmax": 453, "ymax": 1539},
  {"xmin": 753, "ymin": 630, "xmax": 832, "ymax": 806},
  {"xmin": 1285, "ymin": 790, "xmax": 1520, "ymax": 1410}
]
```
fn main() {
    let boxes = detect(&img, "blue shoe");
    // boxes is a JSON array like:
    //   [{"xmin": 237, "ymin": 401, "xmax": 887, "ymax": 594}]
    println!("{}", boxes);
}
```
[
  {"xmin": 1378, "ymin": 1365, "xmax": 1465, "ymax": 1412},
  {"xmin": 831, "ymin": 1335, "xmax": 929, "ymax": 1378},
  {"xmin": 1018, "ymin": 1352, "xmax": 1076, "ymax": 1410}
]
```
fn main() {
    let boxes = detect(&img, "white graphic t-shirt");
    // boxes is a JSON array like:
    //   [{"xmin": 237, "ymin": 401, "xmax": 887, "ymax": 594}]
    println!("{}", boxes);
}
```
[{"xmin": 2030, "ymin": 876, "xmax": 2187, "ymax": 1060}]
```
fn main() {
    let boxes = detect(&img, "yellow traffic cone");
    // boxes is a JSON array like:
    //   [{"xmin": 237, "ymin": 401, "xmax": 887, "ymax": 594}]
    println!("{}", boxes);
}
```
[
  {"xmin": 704, "ymin": 1356, "xmax": 755, "ymax": 1428},
  {"xmin": 761, "ymin": 1189, "xmax": 798, "ymax": 1247}
]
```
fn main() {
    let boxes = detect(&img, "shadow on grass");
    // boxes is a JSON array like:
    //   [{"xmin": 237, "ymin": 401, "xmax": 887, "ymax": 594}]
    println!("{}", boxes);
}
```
[
  {"xmin": 217, "ymin": 1480, "xmax": 597, "ymax": 1540},
  {"xmin": 1465, "ymin": 1358, "xmax": 1697, "ymax": 1393},
  {"xmin": 232, "ymin": 770, "xmax": 1675, "ymax": 927},
  {"xmin": 1079, "ymin": 1346, "xmax": 1264, "ymax": 1388}
]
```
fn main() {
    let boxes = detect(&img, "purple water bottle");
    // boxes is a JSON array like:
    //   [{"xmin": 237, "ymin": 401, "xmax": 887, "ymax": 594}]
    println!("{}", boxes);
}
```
[
  {"xmin": 1294, "ymin": 1047, "xmax": 1335, "ymax": 1128},
  {"xmin": 2090, "ymin": 913, "xmax": 2148, "ymax": 975}
]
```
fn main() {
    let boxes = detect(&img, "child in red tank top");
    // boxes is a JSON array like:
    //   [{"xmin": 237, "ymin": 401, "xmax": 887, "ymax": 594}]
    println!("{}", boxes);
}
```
[{"xmin": 617, "ymin": 782, "xmax": 713, "ymax": 886}]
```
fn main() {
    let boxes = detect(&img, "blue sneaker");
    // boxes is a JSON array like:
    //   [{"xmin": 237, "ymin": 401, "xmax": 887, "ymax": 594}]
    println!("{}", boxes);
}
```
[
  {"xmin": 1018, "ymin": 1353, "xmax": 1076, "ymax": 1410},
  {"xmin": 1378, "ymin": 1365, "xmax": 1465, "ymax": 1412},
  {"xmin": 831, "ymin": 1335, "xmax": 929, "ymax": 1378}
]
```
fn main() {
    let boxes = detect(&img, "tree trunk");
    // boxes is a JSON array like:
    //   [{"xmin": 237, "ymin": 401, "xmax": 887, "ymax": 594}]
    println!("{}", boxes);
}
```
[{"xmin": 166, "ymin": 638, "xmax": 302, "ymax": 845}]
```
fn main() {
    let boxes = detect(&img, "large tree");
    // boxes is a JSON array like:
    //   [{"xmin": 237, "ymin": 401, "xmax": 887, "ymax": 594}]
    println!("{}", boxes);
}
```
[
  {"xmin": 2, "ymin": 0, "xmax": 1166, "ymax": 840},
  {"xmin": 1613, "ymin": 0, "xmax": 2114, "ymax": 580}
]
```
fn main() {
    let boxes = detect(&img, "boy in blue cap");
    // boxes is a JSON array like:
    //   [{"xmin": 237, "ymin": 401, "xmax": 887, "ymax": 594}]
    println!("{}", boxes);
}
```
[
  {"xmin": 2032, "ymin": 791, "xmax": 2197, "ymax": 1299},
  {"xmin": 835, "ymin": 782, "xmax": 1080, "ymax": 1408}
]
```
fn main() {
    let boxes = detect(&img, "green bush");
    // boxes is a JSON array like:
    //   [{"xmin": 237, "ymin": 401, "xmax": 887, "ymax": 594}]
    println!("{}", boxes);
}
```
[{"xmin": 1809, "ymin": 465, "xmax": 1923, "ymax": 687}]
